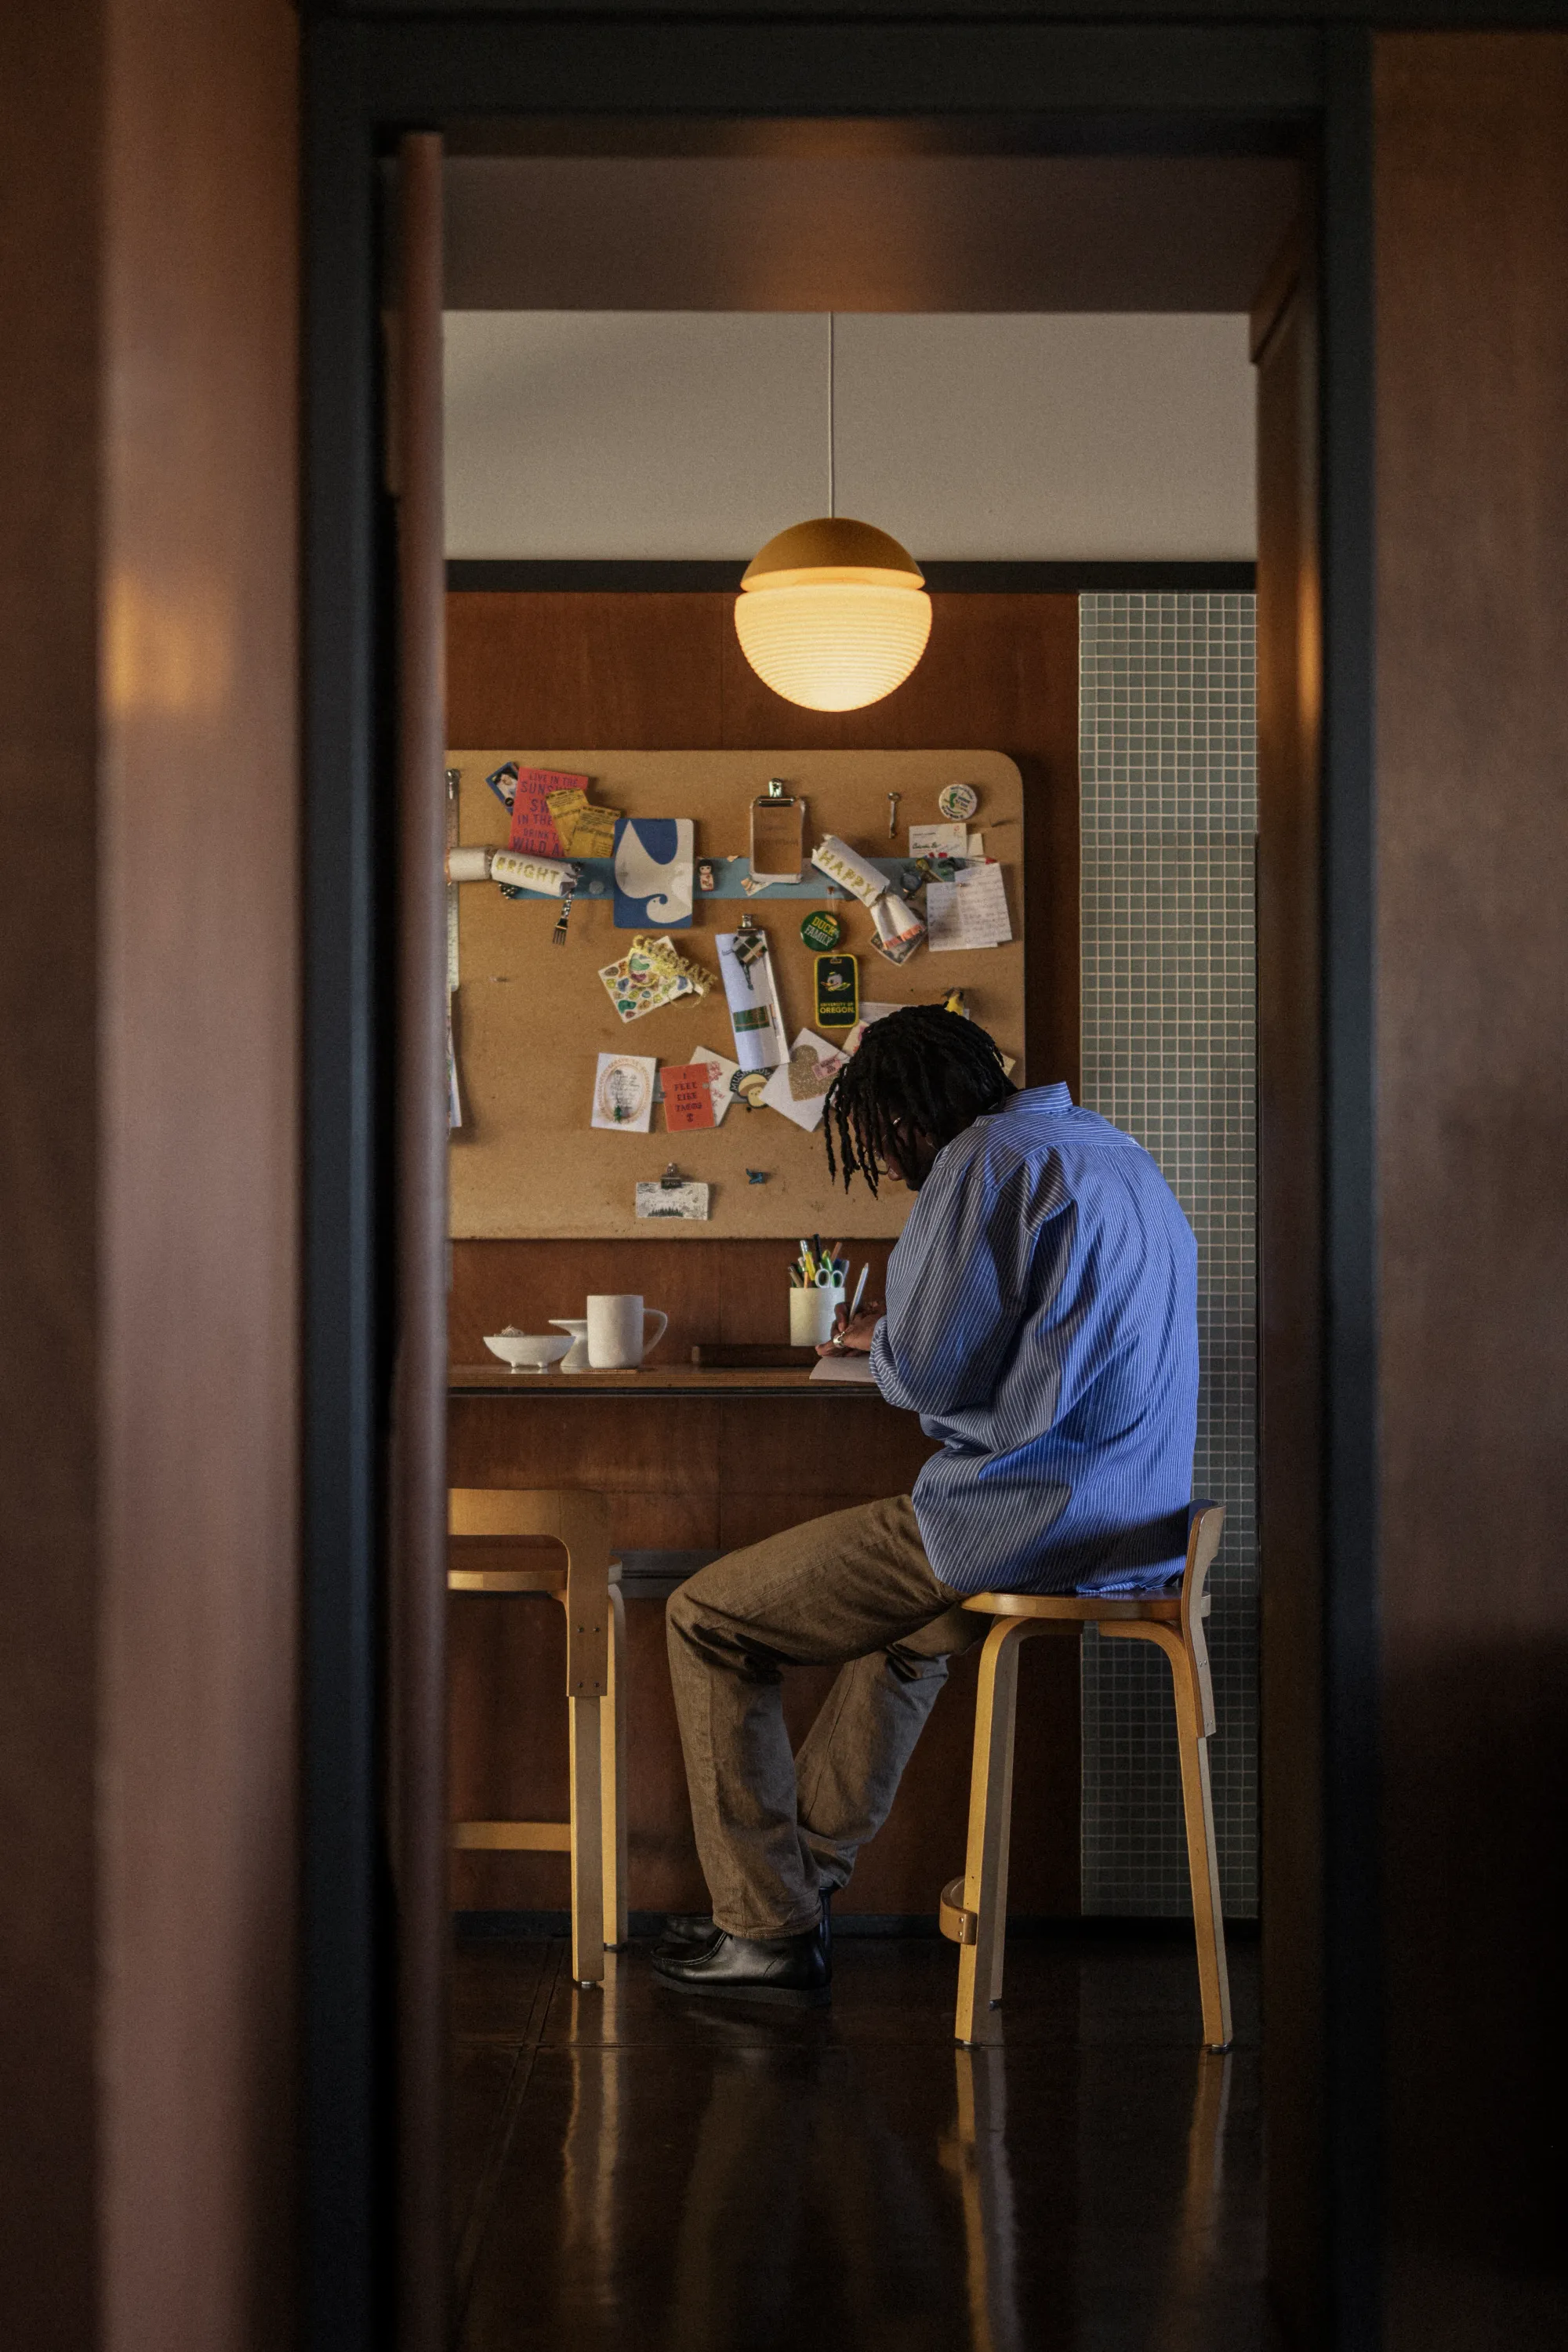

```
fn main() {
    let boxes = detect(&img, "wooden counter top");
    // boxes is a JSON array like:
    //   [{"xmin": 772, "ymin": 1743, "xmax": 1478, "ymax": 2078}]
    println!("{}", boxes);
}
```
[{"xmin": 449, "ymin": 1363, "xmax": 887, "ymax": 1401}]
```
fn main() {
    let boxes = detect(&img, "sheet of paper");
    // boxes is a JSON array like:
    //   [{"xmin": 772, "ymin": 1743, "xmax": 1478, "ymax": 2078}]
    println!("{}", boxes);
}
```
[
  {"xmin": 759, "ymin": 1028, "xmax": 848, "ymax": 1134},
  {"xmin": 507, "ymin": 765, "xmax": 580, "ymax": 858},
  {"xmin": 717, "ymin": 931, "xmax": 787, "ymax": 1072},
  {"xmin": 635, "ymin": 1179, "xmax": 710, "ymax": 1221},
  {"xmin": 808, "ymin": 1351, "xmax": 879, "ymax": 1385},
  {"xmin": 590, "ymin": 1052, "xmax": 656, "ymax": 1132},
  {"xmin": 612, "ymin": 817, "xmax": 694, "ymax": 928},
  {"xmin": 908, "ymin": 821, "xmax": 968, "ymax": 860},
  {"xmin": 966, "ymin": 831, "xmax": 985, "ymax": 858},
  {"xmin": 661, "ymin": 1061, "xmax": 717, "ymax": 1132},
  {"xmin": 546, "ymin": 786, "xmax": 621, "ymax": 859},
  {"xmin": 689, "ymin": 1044, "xmax": 742, "ymax": 1123},
  {"xmin": 927, "ymin": 862, "xmax": 1013, "ymax": 951}
]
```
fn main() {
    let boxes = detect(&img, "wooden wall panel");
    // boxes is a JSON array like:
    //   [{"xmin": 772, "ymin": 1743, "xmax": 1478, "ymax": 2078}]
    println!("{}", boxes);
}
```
[
  {"xmin": 449, "ymin": 1236, "xmax": 900, "ymax": 1367},
  {"xmin": 98, "ymin": 5, "xmax": 300, "ymax": 2347},
  {"xmin": 445, "ymin": 587, "xmax": 1083, "ymax": 1918},
  {"xmin": 0, "ymin": 16, "xmax": 105, "ymax": 2342},
  {"xmin": 1252, "ymin": 237, "xmax": 1328, "ymax": 2350},
  {"xmin": 1375, "ymin": 38, "xmax": 1568, "ymax": 2345},
  {"xmin": 446, "ymin": 589, "xmax": 724, "ymax": 746},
  {"xmin": 1, "ymin": 5, "xmax": 300, "ymax": 2350}
]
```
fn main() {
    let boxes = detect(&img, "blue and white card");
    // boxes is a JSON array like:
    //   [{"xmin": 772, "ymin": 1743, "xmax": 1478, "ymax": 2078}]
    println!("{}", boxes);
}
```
[{"xmin": 612, "ymin": 818, "xmax": 694, "ymax": 929}]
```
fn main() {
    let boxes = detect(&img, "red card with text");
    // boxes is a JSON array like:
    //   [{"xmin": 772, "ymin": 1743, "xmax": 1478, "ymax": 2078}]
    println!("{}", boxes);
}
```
[
  {"xmin": 507, "ymin": 766, "xmax": 583, "ymax": 858},
  {"xmin": 662, "ymin": 1062, "xmax": 717, "ymax": 1132}
]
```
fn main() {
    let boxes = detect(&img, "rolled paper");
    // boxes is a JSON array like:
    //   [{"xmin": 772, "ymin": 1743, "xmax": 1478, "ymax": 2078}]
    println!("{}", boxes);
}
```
[
  {"xmin": 445, "ymin": 844, "xmax": 493, "ymax": 883},
  {"xmin": 490, "ymin": 849, "xmax": 575, "ymax": 896},
  {"xmin": 810, "ymin": 834, "xmax": 887, "ymax": 909}
]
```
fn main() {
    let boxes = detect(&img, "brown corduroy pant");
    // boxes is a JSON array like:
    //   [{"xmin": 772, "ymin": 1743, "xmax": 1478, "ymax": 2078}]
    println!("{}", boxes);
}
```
[{"xmin": 665, "ymin": 1494, "xmax": 985, "ymax": 1940}]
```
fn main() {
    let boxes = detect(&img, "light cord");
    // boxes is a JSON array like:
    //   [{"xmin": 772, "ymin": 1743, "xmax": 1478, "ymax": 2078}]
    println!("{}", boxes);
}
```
[{"xmin": 828, "ymin": 311, "xmax": 836, "ymax": 520}]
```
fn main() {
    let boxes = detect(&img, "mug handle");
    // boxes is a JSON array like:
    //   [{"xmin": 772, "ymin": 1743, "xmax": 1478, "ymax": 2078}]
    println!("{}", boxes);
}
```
[{"xmin": 641, "ymin": 1308, "xmax": 669, "ymax": 1360}]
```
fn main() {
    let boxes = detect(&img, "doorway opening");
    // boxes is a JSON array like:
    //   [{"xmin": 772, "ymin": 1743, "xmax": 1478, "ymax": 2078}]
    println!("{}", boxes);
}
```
[{"xmin": 433, "ymin": 120, "xmax": 1294, "ymax": 2349}]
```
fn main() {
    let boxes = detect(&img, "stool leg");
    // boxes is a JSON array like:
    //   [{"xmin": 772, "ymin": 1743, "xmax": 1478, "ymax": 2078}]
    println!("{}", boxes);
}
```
[
  {"xmin": 1168, "ymin": 1649, "xmax": 1232, "ymax": 2052},
  {"xmin": 601, "ymin": 1586, "xmax": 628, "ymax": 1947},
  {"xmin": 567, "ymin": 1694, "xmax": 606, "ymax": 1985},
  {"xmin": 955, "ymin": 1621, "xmax": 1025, "ymax": 2046}
]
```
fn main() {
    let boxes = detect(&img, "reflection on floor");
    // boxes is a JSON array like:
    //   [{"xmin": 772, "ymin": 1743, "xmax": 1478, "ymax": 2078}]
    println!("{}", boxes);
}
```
[{"xmin": 453, "ymin": 1930, "xmax": 1265, "ymax": 2351}]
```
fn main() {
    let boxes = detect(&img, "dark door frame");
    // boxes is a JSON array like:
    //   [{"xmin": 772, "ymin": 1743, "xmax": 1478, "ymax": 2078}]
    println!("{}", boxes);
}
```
[{"xmin": 300, "ymin": 16, "xmax": 1375, "ymax": 2348}]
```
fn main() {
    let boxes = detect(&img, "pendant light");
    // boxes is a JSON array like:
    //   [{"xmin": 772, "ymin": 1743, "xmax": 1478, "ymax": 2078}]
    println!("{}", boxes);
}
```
[{"xmin": 735, "ymin": 317, "xmax": 932, "ymax": 713}]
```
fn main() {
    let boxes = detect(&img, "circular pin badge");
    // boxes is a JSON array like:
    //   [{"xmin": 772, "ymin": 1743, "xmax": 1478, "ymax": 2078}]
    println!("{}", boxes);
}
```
[
  {"xmin": 938, "ymin": 782, "xmax": 979, "ymax": 822},
  {"xmin": 800, "ymin": 909, "xmax": 842, "ymax": 950}
]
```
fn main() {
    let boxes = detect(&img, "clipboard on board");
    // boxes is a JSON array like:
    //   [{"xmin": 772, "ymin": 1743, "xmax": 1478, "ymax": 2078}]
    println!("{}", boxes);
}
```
[{"xmin": 750, "ymin": 779, "xmax": 807, "ymax": 884}]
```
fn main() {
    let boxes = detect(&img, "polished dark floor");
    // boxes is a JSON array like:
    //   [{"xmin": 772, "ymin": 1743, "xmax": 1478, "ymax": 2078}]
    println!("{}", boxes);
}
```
[{"xmin": 453, "ymin": 1928, "xmax": 1266, "ymax": 2351}]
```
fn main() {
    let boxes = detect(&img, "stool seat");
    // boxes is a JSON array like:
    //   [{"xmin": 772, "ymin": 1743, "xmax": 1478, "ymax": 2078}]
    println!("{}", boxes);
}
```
[
  {"xmin": 941, "ymin": 1501, "xmax": 1232, "ymax": 2053},
  {"xmin": 447, "ymin": 1490, "xmax": 627, "ymax": 1984},
  {"xmin": 961, "ymin": 1588, "xmax": 1206, "ymax": 1623},
  {"xmin": 448, "ymin": 1535, "xmax": 623, "ymax": 1596}
]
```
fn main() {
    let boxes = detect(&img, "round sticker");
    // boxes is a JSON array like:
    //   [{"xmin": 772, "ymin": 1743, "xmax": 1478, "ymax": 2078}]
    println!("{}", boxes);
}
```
[
  {"xmin": 800, "ymin": 909, "xmax": 842, "ymax": 950},
  {"xmin": 938, "ymin": 782, "xmax": 979, "ymax": 822}
]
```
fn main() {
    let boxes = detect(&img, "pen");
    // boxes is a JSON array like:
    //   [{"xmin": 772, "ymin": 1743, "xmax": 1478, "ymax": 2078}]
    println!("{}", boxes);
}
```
[{"xmin": 850, "ymin": 1263, "xmax": 869, "ymax": 1319}]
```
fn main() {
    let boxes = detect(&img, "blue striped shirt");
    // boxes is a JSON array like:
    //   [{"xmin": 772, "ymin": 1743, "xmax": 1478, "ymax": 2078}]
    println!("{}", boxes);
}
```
[{"xmin": 870, "ymin": 1084, "xmax": 1198, "ymax": 1596}]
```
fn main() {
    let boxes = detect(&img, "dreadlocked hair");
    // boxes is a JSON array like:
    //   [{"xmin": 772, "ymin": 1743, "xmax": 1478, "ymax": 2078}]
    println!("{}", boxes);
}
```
[{"xmin": 822, "ymin": 1006, "xmax": 1016, "ymax": 1195}]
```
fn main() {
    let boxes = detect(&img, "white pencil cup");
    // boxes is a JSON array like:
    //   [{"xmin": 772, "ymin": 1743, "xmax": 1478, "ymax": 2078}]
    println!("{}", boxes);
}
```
[{"xmin": 789, "ymin": 1286, "xmax": 844, "ymax": 1349}]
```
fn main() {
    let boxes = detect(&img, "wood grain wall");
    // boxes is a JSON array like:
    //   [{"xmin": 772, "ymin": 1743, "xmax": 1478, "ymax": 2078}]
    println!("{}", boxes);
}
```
[
  {"xmin": 1252, "ymin": 234, "xmax": 1329, "ymax": 2350},
  {"xmin": 447, "ymin": 590, "xmax": 1083, "ymax": 1918},
  {"xmin": 0, "ymin": 6, "xmax": 299, "ymax": 2350},
  {"xmin": 1374, "ymin": 35, "xmax": 1568, "ymax": 2348}
]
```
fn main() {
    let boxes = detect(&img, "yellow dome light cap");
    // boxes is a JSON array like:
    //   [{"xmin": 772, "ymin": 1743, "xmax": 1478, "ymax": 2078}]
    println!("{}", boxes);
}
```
[{"xmin": 740, "ymin": 517, "xmax": 925, "ymax": 594}]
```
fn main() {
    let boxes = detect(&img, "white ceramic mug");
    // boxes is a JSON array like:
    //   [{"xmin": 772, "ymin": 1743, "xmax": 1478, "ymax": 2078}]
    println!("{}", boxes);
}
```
[
  {"xmin": 789, "ymin": 1285, "xmax": 844, "ymax": 1349},
  {"xmin": 586, "ymin": 1294, "xmax": 668, "ymax": 1370}
]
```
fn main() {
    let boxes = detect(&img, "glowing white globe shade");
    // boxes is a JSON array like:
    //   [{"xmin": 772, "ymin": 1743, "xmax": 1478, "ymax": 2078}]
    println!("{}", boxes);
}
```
[{"xmin": 734, "ymin": 518, "xmax": 933, "ymax": 713}]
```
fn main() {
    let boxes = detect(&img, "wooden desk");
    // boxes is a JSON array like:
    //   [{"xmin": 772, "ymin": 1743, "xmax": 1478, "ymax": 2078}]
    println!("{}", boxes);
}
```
[
  {"xmin": 449, "ymin": 1363, "xmax": 887, "ymax": 1400},
  {"xmin": 446, "ymin": 1360, "xmax": 1080, "ymax": 1923}
]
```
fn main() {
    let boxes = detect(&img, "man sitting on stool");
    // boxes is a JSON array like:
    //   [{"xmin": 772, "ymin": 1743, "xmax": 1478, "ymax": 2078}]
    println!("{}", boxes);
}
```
[{"xmin": 654, "ymin": 1007, "xmax": 1198, "ymax": 2004}]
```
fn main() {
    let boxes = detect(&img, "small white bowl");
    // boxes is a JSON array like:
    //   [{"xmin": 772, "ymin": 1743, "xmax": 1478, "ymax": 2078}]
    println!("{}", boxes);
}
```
[{"xmin": 483, "ymin": 1332, "xmax": 572, "ymax": 1374}]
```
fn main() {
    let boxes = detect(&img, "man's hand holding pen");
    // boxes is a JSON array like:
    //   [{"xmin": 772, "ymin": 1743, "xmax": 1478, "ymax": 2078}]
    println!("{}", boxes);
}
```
[{"xmin": 817, "ymin": 1300, "xmax": 884, "ymax": 1356}]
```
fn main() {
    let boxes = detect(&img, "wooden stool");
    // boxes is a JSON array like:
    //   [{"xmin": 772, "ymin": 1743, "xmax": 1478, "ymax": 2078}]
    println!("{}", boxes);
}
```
[
  {"xmin": 448, "ymin": 1487, "xmax": 627, "ymax": 1986},
  {"xmin": 940, "ymin": 1501, "xmax": 1231, "ymax": 2051}
]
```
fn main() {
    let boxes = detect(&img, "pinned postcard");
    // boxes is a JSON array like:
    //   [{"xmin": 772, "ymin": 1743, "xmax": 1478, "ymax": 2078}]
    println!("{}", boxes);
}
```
[
  {"xmin": 613, "ymin": 818, "xmax": 695, "ymax": 929},
  {"xmin": 927, "ymin": 863, "xmax": 1012, "ymax": 952},
  {"xmin": 908, "ymin": 822, "xmax": 969, "ymax": 862},
  {"xmin": 759, "ymin": 1028, "xmax": 848, "ymax": 1133},
  {"xmin": 507, "ymin": 766, "xmax": 583, "ymax": 858},
  {"xmin": 635, "ymin": 1177, "xmax": 711, "ymax": 1221},
  {"xmin": 599, "ymin": 935, "xmax": 711, "ymax": 1024},
  {"xmin": 591, "ymin": 1053, "xmax": 656, "ymax": 1132},
  {"xmin": 717, "ymin": 929, "xmax": 787, "ymax": 1073},
  {"xmin": 547, "ymin": 785, "xmax": 621, "ymax": 860},
  {"xmin": 689, "ymin": 1044, "xmax": 742, "ymax": 1124},
  {"xmin": 662, "ymin": 1061, "xmax": 718, "ymax": 1133}
]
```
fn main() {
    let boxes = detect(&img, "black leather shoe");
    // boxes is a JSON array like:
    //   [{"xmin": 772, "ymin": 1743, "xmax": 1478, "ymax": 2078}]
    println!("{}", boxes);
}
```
[
  {"xmin": 654, "ymin": 1890, "xmax": 833, "ymax": 1964},
  {"xmin": 651, "ymin": 1913, "xmax": 831, "ymax": 2006},
  {"xmin": 652, "ymin": 1912, "xmax": 715, "ymax": 1960}
]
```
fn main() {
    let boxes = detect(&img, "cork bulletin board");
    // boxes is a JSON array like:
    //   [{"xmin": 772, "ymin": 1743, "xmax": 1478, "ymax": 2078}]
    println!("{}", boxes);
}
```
[{"xmin": 447, "ymin": 750, "xmax": 1025, "ymax": 1240}]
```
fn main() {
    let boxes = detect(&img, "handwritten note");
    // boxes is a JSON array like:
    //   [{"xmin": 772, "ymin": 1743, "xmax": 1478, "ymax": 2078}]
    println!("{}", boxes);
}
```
[{"xmin": 927, "ymin": 863, "xmax": 1012, "ymax": 951}]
